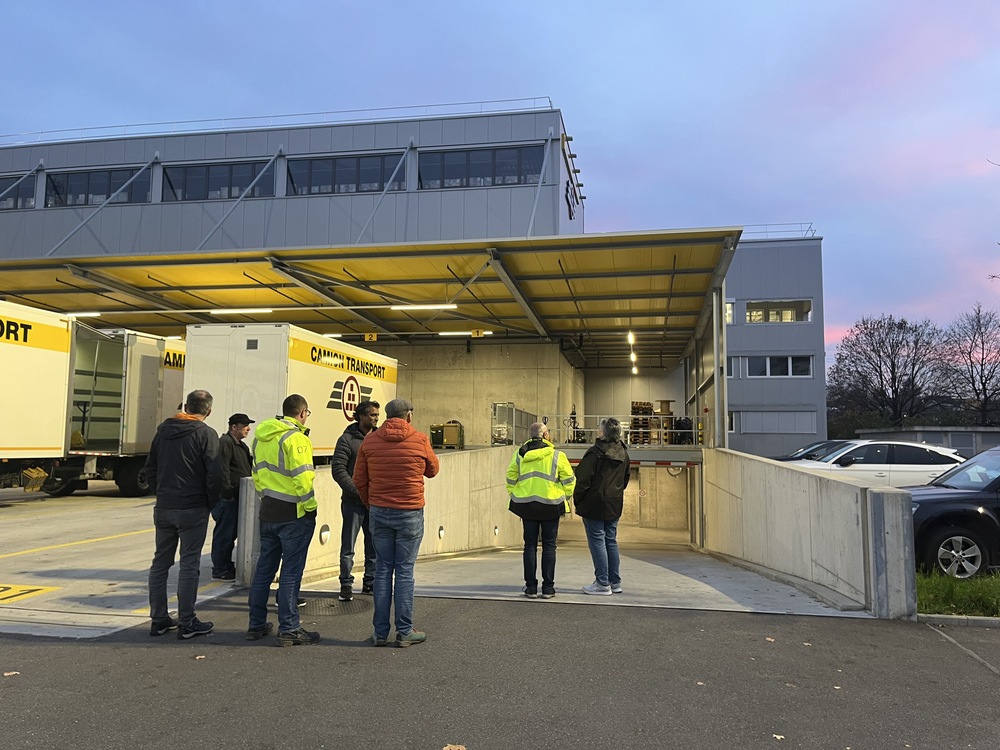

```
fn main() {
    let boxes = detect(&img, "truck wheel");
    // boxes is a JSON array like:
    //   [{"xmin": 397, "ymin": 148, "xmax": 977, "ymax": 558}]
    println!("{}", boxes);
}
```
[
  {"xmin": 43, "ymin": 479, "xmax": 86, "ymax": 497},
  {"xmin": 115, "ymin": 458, "xmax": 151, "ymax": 497},
  {"xmin": 923, "ymin": 526, "xmax": 989, "ymax": 579}
]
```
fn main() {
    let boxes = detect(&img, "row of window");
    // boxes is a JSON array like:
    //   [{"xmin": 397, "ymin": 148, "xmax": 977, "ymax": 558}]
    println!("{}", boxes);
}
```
[
  {"xmin": 725, "ymin": 300, "xmax": 813, "ymax": 324},
  {"xmin": 417, "ymin": 146, "xmax": 543, "ymax": 189},
  {"xmin": 727, "ymin": 355, "xmax": 813, "ymax": 378},
  {"xmin": 0, "ymin": 145, "xmax": 548, "ymax": 210}
]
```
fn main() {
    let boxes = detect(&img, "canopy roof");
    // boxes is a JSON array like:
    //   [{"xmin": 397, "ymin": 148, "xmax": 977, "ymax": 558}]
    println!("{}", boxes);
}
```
[{"xmin": 0, "ymin": 227, "xmax": 740, "ymax": 368}]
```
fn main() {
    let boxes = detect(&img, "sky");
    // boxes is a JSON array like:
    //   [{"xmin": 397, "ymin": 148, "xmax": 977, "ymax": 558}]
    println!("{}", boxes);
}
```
[{"xmin": 5, "ymin": 1, "xmax": 1000, "ymax": 364}]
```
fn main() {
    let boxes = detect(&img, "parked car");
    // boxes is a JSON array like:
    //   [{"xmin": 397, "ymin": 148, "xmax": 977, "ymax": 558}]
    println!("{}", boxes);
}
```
[
  {"xmin": 909, "ymin": 447, "xmax": 1000, "ymax": 578},
  {"xmin": 771, "ymin": 439, "xmax": 849, "ymax": 462},
  {"xmin": 788, "ymin": 439, "xmax": 964, "ymax": 488}
]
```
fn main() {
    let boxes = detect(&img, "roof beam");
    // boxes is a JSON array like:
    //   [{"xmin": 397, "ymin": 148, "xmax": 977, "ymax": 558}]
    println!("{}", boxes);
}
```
[
  {"xmin": 486, "ymin": 249, "xmax": 549, "ymax": 339},
  {"xmin": 64, "ymin": 265, "xmax": 214, "ymax": 322},
  {"xmin": 267, "ymin": 258, "xmax": 396, "ymax": 337}
]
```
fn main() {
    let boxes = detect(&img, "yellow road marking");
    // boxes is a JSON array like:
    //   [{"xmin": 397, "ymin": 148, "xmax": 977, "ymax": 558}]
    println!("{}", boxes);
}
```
[
  {"xmin": 0, "ymin": 584, "xmax": 61, "ymax": 603},
  {"xmin": 0, "ymin": 528, "xmax": 154, "ymax": 559}
]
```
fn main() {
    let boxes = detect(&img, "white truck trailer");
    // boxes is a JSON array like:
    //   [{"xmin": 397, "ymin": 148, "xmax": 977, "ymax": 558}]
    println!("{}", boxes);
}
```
[
  {"xmin": 0, "ymin": 300, "xmax": 184, "ymax": 496},
  {"xmin": 182, "ymin": 323, "xmax": 398, "ymax": 456}
]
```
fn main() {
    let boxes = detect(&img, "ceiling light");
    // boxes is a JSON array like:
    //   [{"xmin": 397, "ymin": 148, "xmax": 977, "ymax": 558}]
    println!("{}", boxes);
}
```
[
  {"xmin": 632, "ymin": 366, "xmax": 638, "ymax": 375},
  {"xmin": 627, "ymin": 331, "xmax": 635, "ymax": 345},
  {"xmin": 165, "ymin": 335, "xmax": 183, "ymax": 340},
  {"xmin": 389, "ymin": 304, "xmax": 458, "ymax": 311},
  {"xmin": 66, "ymin": 312, "xmax": 101, "ymax": 318},
  {"xmin": 323, "ymin": 333, "xmax": 343, "ymax": 338},
  {"xmin": 438, "ymin": 330, "xmax": 494, "ymax": 336},
  {"xmin": 630, "ymin": 352, "xmax": 636, "ymax": 363},
  {"xmin": 209, "ymin": 308, "xmax": 273, "ymax": 315}
]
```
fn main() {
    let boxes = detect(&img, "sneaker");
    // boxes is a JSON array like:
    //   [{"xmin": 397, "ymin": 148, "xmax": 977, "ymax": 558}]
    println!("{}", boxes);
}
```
[
  {"xmin": 582, "ymin": 582, "xmax": 613, "ymax": 596},
  {"xmin": 396, "ymin": 629, "xmax": 426, "ymax": 648},
  {"xmin": 212, "ymin": 570, "xmax": 236, "ymax": 581},
  {"xmin": 277, "ymin": 628, "xmax": 321, "ymax": 647},
  {"xmin": 361, "ymin": 583, "xmax": 374, "ymax": 595},
  {"xmin": 338, "ymin": 585, "xmax": 353, "ymax": 602},
  {"xmin": 371, "ymin": 631, "xmax": 388, "ymax": 647},
  {"xmin": 177, "ymin": 618, "xmax": 214, "ymax": 639},
  {"xmin": 149, "ymin": 617, "xmax": 178, "ymax": 636},
  {"xmin": 540, "ymin": 588, "xmax": 556, "ymax": 599},
  {"xmin": 274, "ymin": 594, "xmax": 308, "ymax": 608},
  {"xmin": 611, "ymin": 583, "xmax": 623, "ymax": 594},
  {"xmin": 245, "ymin": 622, "xmax": 274, "ymax": 641},
  {"xmin": 522, "ymin": 586, "xmax": 538, "ymax": 599}
]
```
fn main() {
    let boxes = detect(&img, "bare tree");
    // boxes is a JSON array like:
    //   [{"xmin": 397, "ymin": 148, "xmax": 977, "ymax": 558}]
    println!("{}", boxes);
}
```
[
  {"xmin": 944, "ymin": 303, "xmax": 1000, "ymax": 425},
  {"xmin": 828, "ymin": 315, "xmax": 947, "ymax": 427}
]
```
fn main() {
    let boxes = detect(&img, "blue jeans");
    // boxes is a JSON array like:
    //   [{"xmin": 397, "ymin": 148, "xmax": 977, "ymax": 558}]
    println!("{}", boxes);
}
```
[
  {"xmin": 210, "ymin": 500, "xmax": 239, "ymax": 576},
  {"xmin": 148, "ymin": 506, "xmax": 210, "ymax": 626},
  {"xmin": 582, "ymin": 517, "xmax": 621, "ymax": 587},
  {"xmin": 522, "ymin": 517, "xmax": 560, "ymax": 590},
  {"xmin": 369, "ymin": 505, "xmax": 424, "ymax": 638},
  {"xmin": 340, "ymin": 501, "xmax": 375, "ymax": 587},
  {"xmin": 247, "ymin": 515, "xmax": 316, "ymax": 634}
]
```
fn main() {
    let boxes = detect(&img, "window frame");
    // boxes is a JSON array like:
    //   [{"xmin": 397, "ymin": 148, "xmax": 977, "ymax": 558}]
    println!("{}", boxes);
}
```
[
  {"xmin": 45, "ymin": 167, "xmax": 151, "ymax": 207},
  {"xmin": 287, "ymin": 153, "xmax": 405, "ymax": 195},
  {"xmin": 417, "ymin": 145, "xmax": 546, "ymax": 190},
  {"xmin": 746, "ymin": 355, "xmax": 813, "ymax": 378},
  {"xmin": 745, "ymin": 299, "xmax": 813, "ymax": 324}
]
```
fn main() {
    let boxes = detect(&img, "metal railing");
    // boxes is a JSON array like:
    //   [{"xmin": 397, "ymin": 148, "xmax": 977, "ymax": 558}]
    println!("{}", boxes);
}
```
[
  {"xmin": 740, "ymin": 222, "xmax": 817, "ymax": 238},
  {"xmin": 0, "ymin": 97, "xmax": 556, "ymax": 148},
  {"xmin": 547, "ymin": 413, "xmax": 699, "ymax": 447}
]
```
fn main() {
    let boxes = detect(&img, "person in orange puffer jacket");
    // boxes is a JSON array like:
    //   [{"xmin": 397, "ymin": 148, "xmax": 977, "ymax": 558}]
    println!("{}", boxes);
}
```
[{"xmin": 354, "ymin": 398, "xmax": 440, "ymax": 648}]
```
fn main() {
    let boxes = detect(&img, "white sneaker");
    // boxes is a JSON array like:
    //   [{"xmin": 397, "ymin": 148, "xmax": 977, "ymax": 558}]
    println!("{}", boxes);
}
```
[
  {"xmin": 582, "ymin": 582, "xmax": 612, "ymax": 596},
  {"xmin": 611, "ymin": 583, "xmax": 623, "ymax": 594}
]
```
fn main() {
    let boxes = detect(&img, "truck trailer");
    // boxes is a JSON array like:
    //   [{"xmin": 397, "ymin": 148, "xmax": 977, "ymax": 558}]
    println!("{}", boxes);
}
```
[
  {"xmin": 182, "ymin": 323, "xmax": 398, "ymax": 456},
  {"xmin": 0, "ymin": 300, "xmax": 184, "ymax": 496}
]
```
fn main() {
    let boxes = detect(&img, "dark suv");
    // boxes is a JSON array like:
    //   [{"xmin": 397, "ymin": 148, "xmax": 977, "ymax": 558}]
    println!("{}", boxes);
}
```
[{"xmin": 909, "ymin": 447, "xmax": 1000, "ymax": 578}]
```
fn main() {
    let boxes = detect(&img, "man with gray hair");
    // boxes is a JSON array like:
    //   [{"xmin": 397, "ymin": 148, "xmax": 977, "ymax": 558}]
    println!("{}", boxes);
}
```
[
  {"xmin": 354, "ymin": 398, "xmax": 440, "ymax": 647},
  {"xmin": 574, "ymin": 416, "xmax": 630, "ymax": 595},
  {"xmin": 506, "ymin": 421, "xmax": 576, "ymax": 598},
  {"xmin": 145, "ymin": 389, "xmax": 223, "ymax": 640}
]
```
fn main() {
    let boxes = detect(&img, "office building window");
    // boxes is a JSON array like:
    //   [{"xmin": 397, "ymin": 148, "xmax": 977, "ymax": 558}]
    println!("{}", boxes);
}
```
[
  {"xmin": 726, "ymin": 356, "xmax": 736, "ymax": 378},
  {"xmin": 163, "ymin": 161, "xmax": 274, "ymax": 202},
  {"xmin": 418, "ymin": 145, "xmax": 545, "ymax": 190},
  {"xmin": 725, "ymin": 301, "xmax": 734, "ymax": 324},
  {"xmin": 746, "ymin": 299, "xmax": 812, "ymax": 323},
  {"xmin": 747, "ymin": 355, "xmax": 813, "ymax": 378},
  {"xmin": 285, "ymin": 154, "xmax": 405, "ymax": 196},
  {"xmin": 0, "ymin": 175, "xmax": 36, "ymax": 210},
  {"xmin": 45, "ymin": 168, "xmax": 151, "ymax": 207}
]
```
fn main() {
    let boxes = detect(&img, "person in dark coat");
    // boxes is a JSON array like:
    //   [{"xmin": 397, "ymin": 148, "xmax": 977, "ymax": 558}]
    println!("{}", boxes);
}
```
[
  {"xmin": 145, "ymin": 389, "xmax": 223, "ymax": 639},
  {"xmin": 210, "ymin": 412, "xmax": 255, "ymax": 580},
  {"xmin": 331, "ymin": 400, "xmax": 380, "ymax": 602},
  {"xmin": 573, "ymin": 417, "xmax": 631, "ymax": 596}
]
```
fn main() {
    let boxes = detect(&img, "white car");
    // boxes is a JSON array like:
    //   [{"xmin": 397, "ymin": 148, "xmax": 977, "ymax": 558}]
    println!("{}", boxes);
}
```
[{"xmin": 788, "ymin": 439, "xmax": 964, "ymax": 487}]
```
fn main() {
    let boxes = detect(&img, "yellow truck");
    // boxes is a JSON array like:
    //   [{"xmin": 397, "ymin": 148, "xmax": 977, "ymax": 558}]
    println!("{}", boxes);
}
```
[{"xmin": 0, "ymin": 300, "xmax": 184, "ymax": 496}]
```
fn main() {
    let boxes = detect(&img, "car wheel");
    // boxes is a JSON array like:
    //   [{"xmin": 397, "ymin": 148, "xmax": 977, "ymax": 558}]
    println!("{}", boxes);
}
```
[{"xmin": 924, "ymin": 526, "xmax": 990, "ymax": 579}]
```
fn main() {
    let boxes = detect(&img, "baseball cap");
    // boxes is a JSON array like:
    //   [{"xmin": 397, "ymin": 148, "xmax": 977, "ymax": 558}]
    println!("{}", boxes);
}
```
[{"xmin": 228, "ymin": 413, "xmax": 255, "ymax": 425}]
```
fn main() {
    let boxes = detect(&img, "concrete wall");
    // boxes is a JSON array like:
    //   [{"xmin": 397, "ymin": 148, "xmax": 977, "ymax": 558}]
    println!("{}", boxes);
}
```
[
  {"xmin": 701, "ymin": 448, "xmax": 915, "ymax": 618},
  {"xmin": 367, "ymin": 341, "xmax": 571, "ymax": 446}
]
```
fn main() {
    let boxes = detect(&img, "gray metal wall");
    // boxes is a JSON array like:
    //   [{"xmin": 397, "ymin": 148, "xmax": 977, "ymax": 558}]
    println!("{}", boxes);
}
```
[
  {"xmin": 724, "ymin": 237, "xmax": 827, "ymax": 457},
  {"xmin": 0, "ymin": 110, "xmax": 576, "ymax": 260}
]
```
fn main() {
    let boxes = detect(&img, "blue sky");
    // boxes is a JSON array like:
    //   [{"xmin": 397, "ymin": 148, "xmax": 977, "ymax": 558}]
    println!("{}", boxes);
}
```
[{"xmin": 6, "ymin": 1, "xmax": 1000, "ymax": 362}]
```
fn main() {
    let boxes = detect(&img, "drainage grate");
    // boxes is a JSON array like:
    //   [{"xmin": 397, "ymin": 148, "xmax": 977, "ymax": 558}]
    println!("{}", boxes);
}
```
[{"xmin": 299, "ymin": 596, "xmax": 373, "ymax": 617}]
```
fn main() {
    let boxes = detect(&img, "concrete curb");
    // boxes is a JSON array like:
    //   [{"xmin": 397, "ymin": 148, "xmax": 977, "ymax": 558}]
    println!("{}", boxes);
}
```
[{"xmin": 917, "ymin": 613, "xmax": 1000, "ymax": 629}]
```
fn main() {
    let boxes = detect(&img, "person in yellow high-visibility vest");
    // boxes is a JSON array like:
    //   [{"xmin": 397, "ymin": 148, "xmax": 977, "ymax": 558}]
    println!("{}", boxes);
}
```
[
  {"xmin": 506, "ymin": 422, "xmax": 576, "ymax": 599},
  {"xmin": 246, "ymin": 394, "xmax": 319, "ymax": 647}
]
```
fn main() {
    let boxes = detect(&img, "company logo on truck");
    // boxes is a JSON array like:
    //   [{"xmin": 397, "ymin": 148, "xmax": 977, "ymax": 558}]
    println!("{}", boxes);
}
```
[
  {"xmin": 163, "ymin": 351, "xmax": 186, "ymax": 370},
  {"xmin": 2, "ymin": 319, "xmax": 32, "ymax": 344},
  {"xmin": 327, "ymin": 376, "xmax": 373, "ymax": 421},
  {"xmin": 310, "ymin": 345, "xmax": 387, "ymax": 379},
  {"xmin": 0, "ymin": 314, "xmax": 70, "ymax": 353}
]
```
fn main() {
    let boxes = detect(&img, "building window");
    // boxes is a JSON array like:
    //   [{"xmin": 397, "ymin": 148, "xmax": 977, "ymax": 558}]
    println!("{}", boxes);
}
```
[
  {"xmin": 725, "ymin": 301, "xmax": 734, "ymax": 325},
  {"xmin": 746, "ymin": 355, "xmax": 813, "ymax": 378},
  {"xmin": 726, "ymin": 356, "xmax": 736, "ymax": 378},
  {"xmin": 286, "ymin": 154, "xmax": 404, "ymax": 196},
  {"xmin": 418, "ymin": 145, "xmax": 544, "ymax": 190},
  {"xmin": 0, "ymin": 175, "xmax": 36, "ymax": 210},
  {"xmin": 163, "ymin": 161, "xmax": 274, "ymax": 202},
  {"xmin": 45, "ymin": 168, "xmax": 151, "ymax": 207},
  {"xmin": 727, "ymin": 411, "xmax": 735, "ymax": 432},
  {"xmin": 746, "ymin": 300, "xmax": 812, "ymax": 323}
]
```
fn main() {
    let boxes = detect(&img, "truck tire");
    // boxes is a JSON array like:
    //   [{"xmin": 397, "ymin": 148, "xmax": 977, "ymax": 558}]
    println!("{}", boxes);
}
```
[
  {"xmin": 115, "ymin": 458, "xmax": 151, "ymax": 497},
  {"xmin": 43, "ymin": 479, "xmax": 87, "ymax": 497},
  {"xmin": 923, "ymin": 526, "xmax": 989, "ymax": 579}
]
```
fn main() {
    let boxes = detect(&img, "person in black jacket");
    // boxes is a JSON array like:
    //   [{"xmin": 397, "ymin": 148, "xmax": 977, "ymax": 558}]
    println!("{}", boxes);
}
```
[
  {"xmin": 574, "ymin": 417, "xmax": 631, "ymax": 596},
  {"xmin": 145, "ymin": 389, "xmax": 224, "ymax": 639},
  {"xmin": 331, "ymin": 400, "xmax": 380, "ymax": 602},
  {"xmin": 210, "ymin": 412, "xmax": 255, "ymax": 581}
]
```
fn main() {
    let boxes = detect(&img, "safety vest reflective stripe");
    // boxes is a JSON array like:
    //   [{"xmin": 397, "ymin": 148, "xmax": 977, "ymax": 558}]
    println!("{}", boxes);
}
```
[
  {"xmin": 262, "ymin": 487, "xmax": 316, "ymax": 504},
  {"xmin": 252, "ymin": 459, "xmax": 314, "ymax": 477},
  {"xmin": 510, "ymin": 494, "xmax": 564, "ymax": 506}
]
